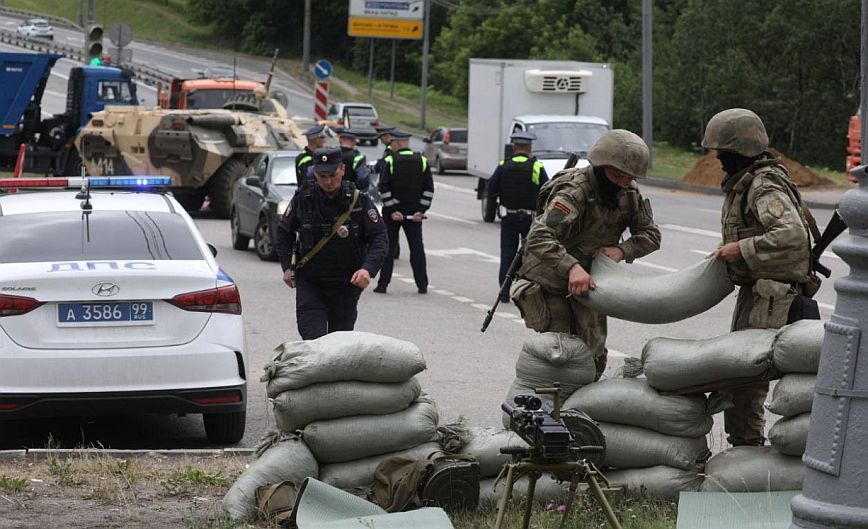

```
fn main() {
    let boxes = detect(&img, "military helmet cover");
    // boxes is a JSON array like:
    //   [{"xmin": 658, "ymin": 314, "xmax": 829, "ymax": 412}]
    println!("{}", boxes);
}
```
[
  {"xmin": 588, "ymin": 129, "xmax": 650, "ymax": 178},
  {"xmin": 701, "ymin": 108, "xmax": 769, "ymax": 157}
]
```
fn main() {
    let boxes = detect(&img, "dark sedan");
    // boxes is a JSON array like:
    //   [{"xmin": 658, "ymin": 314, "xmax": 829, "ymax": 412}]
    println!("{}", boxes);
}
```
[{"xmin": 230, "ymin": 151, "xmax": 299, "ymax": 261}]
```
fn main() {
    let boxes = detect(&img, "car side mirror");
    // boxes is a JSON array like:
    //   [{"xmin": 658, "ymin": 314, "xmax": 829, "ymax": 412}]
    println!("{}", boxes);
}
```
[
  {"xmin": 207, "ymin": 243, "xmax": 218, "ymax": 257},
  {"xmin": 422, "ymin": 137, "xmax": 430, "ymax": 143},
  {"xmin": 245, "ymin": 176, "xmax": 262, "ymax": 187}
]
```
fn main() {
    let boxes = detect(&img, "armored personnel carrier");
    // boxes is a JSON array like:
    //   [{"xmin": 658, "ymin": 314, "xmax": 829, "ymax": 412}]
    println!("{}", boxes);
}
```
[{"xmin": 75, "ymin": 103, "xmax": 304, "ymax": 217}]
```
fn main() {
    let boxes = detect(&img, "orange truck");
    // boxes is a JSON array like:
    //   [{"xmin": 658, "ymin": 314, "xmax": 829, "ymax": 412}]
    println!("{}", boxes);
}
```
[
  {"xmin": 156, "ymin": 77, "xmax": 264, "ymax": 110},
  {"xmin": 847, "ymin": 113, "xmax": 861, "ymax": 181}
]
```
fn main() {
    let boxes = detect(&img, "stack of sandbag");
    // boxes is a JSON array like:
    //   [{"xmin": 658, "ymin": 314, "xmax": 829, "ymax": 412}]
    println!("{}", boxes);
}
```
[
  {"xmin": 502, "ymin": 332, "xmax": 597, "ymax": 427},
  {"xmin": 261, "ymin": 331, "xmax": 441, "ymax": 490},
  {"xmin": 700, "ymin": 446, "xmax": 805, "ymax": 492},
  {"xmin": 563, "ymin": 378, "xmax": 727, "ymax": 498},
  {"xmin": 766, "ymin": 320, "xmax": 823, "ymax": 458}
]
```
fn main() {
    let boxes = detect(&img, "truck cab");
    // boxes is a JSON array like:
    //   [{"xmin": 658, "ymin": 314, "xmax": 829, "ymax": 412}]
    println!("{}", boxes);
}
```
[
  {"xmin": 66, "ymin": 66, "xmax": 139, "ymax": 129},
  {"xmin": 158, "ymin": 78, "xmax": 260, "ymax": 110}
]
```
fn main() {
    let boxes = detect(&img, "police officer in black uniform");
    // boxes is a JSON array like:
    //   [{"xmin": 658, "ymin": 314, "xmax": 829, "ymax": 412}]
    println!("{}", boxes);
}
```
[
  {"xmin": 373, "ymin": 126, "xmax": 395, "ymax": 176},
  {"xmin": 295, "ymin": 124, "xmax": 327, "ymax": 182},
  {"xmin": 276, "ymin": 147, "xmax": 388, "ymax": 340},
  {"xmin": 374, "ymin": 130, "xmax": 434, "ymax": 294},
  {"xmin": 333, "ymin": 127, "xmax": 370, "ymax": 191},
  {"xmin": 486, "ymin": 131, "xmax": 549, "ymax": 302}
]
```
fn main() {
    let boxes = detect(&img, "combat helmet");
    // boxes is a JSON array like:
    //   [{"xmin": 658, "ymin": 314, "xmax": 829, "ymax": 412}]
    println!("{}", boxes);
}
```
[
  {"xmin": 588, "ymin": 129, "xmax": 649, "ymax": 178},
  {"xmin": 702, "ymin": 108, "xmax": 769, "ymax": 157}
]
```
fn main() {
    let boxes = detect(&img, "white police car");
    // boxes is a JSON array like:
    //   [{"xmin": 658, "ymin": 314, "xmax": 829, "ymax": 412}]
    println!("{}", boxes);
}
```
[{"xmin": 0, "ymin": 177, "xmax": 247, "ymax": 444}]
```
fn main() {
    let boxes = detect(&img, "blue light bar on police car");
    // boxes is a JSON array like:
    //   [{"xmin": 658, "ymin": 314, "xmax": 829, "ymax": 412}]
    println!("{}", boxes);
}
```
[{"xmin": 0, "ymin": 176, "xmax": 172, "ymax": 188}]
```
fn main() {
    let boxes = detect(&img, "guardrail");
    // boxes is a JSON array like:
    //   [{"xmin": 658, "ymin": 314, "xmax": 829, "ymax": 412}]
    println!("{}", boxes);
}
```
[
  {"xmin": 0, "ymin": 28, "xmax": 172, "ymax": 86},
  {"xmin": 0, "ymin": 5, "xmax": 82, "ymax": 31}
]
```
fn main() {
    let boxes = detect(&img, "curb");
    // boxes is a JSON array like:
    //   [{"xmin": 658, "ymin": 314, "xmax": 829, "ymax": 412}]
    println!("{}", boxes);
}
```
[
  {"xmin": 0, "ymin": 448, "xmax": 256, "ymax": 460},
  {"xmin": 642, "ymin": 176, "xmax": 840, "ymax": 210}
]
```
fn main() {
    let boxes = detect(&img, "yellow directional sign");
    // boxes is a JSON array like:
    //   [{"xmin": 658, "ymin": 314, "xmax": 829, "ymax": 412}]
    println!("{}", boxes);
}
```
[{"xmin": 348, "ymin": 16, "xmax": 423, "ymax": 40}]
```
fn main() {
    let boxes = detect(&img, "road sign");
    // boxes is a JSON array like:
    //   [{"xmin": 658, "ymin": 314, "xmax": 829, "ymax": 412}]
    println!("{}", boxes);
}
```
[
  {"xmin": 348, "ymin": 17, "xmax": 423, "ymax": 40},
  {"xmin": 314, "ymin": 81, "xmax": 329, "ymax": 120},
  {"xmin": 349, "ymin": 0, "xmax": 424, "ymax": 20},
  {"xmin": 108, "ymin": 23, "xmax": 133, "ymax": 48},
  {"xmin": 314, "ymin": 59, "xmax": 333, "ymax": 80}
]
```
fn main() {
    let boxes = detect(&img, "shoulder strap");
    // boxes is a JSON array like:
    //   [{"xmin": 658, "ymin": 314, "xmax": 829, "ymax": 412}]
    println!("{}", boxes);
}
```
[{"xmin": 295, "ymin": 190, "xmax": 360, "ymax": 269}]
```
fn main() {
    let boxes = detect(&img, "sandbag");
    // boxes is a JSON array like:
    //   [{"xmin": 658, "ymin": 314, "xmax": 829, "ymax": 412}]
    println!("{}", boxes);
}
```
[
  {"xmin": 458, "ymin": 428, "xmax": 528, "ymax": 478},
  {"xmin": 597, "ymin": 422, "xmax": 710, "ymax": 471},
  {"xmin": 319, "ymin": 442, "xmax": 443, "ymax": 490},
  {"xmin": 700, "ymin": 446, "xmax": 804, "ymax": 492},
  {"xmin": 766, "ymin": 374, "xmax": 815, "ymax": 417},
  {"xmin": 773, "ymin": 320, "xmax": 825, "ymax": 374},
  {"xmin": 222, "ymin": 435, "xmax": 319, "ymax": 521},
  {"xmin": 262, "ymin": 332, "xmax": 426, "ymax": 397},
  {"xmin": 563, "ymin": 379, "xmax": 731, "ymax": 437},
  {"xmin": 514, "ymin": 332, "xmax": 597, "ymax": 395},
  {"xmin": 478, "ymin": 476, "xmax": 569, "ymax": 505},
  {"xmin": 768, "ymin": 413, "xmax": 811, "ymax": 456},
  {"xmin": 626, "ymin": 329, "xmax": 778, "ymax": 392},
  {"xmin": 303, "ymin": 397, "xmax": 439, "ymax": 464},
  {"xmin": 605, "ymin": 466, "xmax": 704, "ymax": 500},
  {"xmin": 575, "ymin": 254, "xmax": 734, "ymax": 324},
  {"xmin": 272, "ymin": 378, "xmax": 422, "ymax": 433}
]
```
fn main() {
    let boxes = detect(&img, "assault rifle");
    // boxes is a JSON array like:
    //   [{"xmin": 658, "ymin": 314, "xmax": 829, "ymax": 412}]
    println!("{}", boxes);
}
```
[
  {"xmin": 811, "ymin": 209, "xmax": 847, "ymax": 278},
  {"xmin": 481, "ymin": 235, "xmax": 526, "ymax": 333}
]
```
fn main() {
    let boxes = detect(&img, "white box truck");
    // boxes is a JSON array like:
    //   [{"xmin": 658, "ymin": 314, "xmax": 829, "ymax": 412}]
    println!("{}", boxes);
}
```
[{"xmin": 467, "ymin": 59, "xmax": 614, "ymax": 221}]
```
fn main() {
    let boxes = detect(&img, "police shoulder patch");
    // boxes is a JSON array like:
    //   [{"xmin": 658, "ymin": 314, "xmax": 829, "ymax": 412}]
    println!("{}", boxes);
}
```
[
  {"xmin": 367, "ymin": 208, "xmax": 380, "ymax": 223},
  {"xmin": 767, "ymin": 198, "xmax": 785, "ymax": 218}
]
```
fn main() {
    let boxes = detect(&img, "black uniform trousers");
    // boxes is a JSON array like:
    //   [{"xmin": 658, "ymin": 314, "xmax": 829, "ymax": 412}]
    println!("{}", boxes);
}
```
[
  {"xmin": 499, "ymin": 212, "xmax": 533, "ymax": 297},
  {"xmin": 378, "ymin": 216, "xmax": 428, "ymax": 290},
  {"xmin": 295, "ymin": 272, "xmax": 363, "ymax": 340}
]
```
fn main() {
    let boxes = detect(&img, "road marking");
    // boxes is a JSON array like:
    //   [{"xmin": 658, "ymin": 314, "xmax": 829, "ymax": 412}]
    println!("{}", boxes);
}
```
[
  {"xmin": 608, "ymin": 349, "xmax": 628, "ymax": 359},
  {"xmin": 426, "ymin": 247, "xmax": 500, "ymax": 264},
  {"xmin": 472, "ymin": 303, "xmax": 490, "ymax": 311},
  {"xmin": 819, "ymin": 302, "xmax": 834, "ymax": 311},
  {"xmin": 660, "ymin": 224, "xmax": 721, "ymax": 239},
  {"xmin": 433, "ymin": 289, "xmax": 454, "ymax": 296},
  {"xmin": 426, "ymin": 211, "xmax": 478, "ymax": 225},
  {"xmin": 434, "ymin": 182, "xmax": 476, "ymax": 196},
  {"xmin": 43, "ymin": 89, "xmax": 67, "ymax": 99},
  {"xmin": 634, "ymin": 260, "xmax": 678, "ymax": 272},
  {"xmin": 398, "ymin": 278, "xmax": 415, "ymax": 284},
  {"xmin": 495, "ymin": 312, "xmax": 518, "ymax": 319},
  {"xmin": 699, "ymin": 208, "xmax": 720, "ymax": 214},
  {"xmin": 452, "ymin": 296, "xmax": 473, "ymax": 303},
  {"xmin": 690, "ymin": 249, "xmax": 711, "ymax": 257}
]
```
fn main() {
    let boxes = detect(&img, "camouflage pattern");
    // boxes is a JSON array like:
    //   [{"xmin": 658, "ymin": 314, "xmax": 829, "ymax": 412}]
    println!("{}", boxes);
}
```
[
  {"xmin": 517, "ymin": 166, "xmax": 661, "ymax": 361},
  {"xmin": 720, "ymin": 157, "xmax": 811, "ymax": 446},
  {"xmin": 587, "ymin": 129, "xmax": 650, "ymax": 178},
  {"xmin": 702, "ymin": 108, "xmax": 770, "ymax": 157}
]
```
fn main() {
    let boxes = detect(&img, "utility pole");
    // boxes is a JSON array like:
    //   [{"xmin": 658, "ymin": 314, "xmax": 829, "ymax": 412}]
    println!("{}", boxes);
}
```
[
  {"xmin": 642, "ymin": 0, "xmax": 653, "ymax": 167},
  {"xmin": 87, "ymin": 0, "xmax": 95, "ymax": 24},
  {"xmin": 419, "ymin": 0, "xmax": 431, "ymax": 129},
  {"xmin": 390, "ymin": 40, "xmax": 397, "ymax": 99},
  {"xmin": 76, "ymin": 0, "xmax": 83, "ymax": 27},
  {"xmin": 367, "ymin": 39, "xmax": 375, "ymax": 98},
  {"xmin": 302, "ymin": 0, "xmax": 311, "ymax": 73}
]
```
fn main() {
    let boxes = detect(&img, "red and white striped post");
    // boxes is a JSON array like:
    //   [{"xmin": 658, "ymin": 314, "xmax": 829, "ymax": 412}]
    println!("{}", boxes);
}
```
[{"xmin": 314, "ymin": 81, "xmax": 329, "ymax": 120}]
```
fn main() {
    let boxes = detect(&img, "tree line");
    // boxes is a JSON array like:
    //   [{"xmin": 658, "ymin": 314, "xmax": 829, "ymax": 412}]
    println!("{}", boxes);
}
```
[{"xmin": 187, "ymin": 0, "xmax": 860, "ymax": 169}]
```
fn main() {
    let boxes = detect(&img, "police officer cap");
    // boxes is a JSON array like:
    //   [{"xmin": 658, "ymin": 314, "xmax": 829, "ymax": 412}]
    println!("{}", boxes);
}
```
[
  {"xmin": 510, "ymin": 131, "xmax": 537, "ymax": 145},
  {"xmin": 304, "ymin": 124, "xmax": 326, "ymax": 139},
  {"xmin": 334, "ymin": 127, "xmax": 357, "ymax": 140},
  {"xmin": 312, "ymin": 147, "xmax": 343, "ymax": 173},
  {"xmin": 390, "ymin": 129, "xmax": 412, "ymax": 139},
  {"xmin": 376, "ymin": 126, "xmax": 395, "ymax": 135}
]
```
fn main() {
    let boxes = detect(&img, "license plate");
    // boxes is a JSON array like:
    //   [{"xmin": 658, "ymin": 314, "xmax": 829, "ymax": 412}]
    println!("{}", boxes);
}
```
[{"xmin": 57, "ymin": 302, "xmax": 154, "ymax": 327}]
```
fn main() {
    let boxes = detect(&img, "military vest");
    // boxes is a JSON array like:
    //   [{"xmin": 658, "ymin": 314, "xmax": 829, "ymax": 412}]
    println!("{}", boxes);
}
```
[
  {"xmin": 389, "ymin": 149, "xmax": 425, "ymax": 202},
  {"xmin": 721, "ymin": 161, "xmax": 810, "ymax": 285},
  {"xmin": 499, "ymin": 155, "xmax": 541, "ymax": 210},
  {"xmin": 297, "ymin": 182, "xmax": 364, "ymax": 279}
]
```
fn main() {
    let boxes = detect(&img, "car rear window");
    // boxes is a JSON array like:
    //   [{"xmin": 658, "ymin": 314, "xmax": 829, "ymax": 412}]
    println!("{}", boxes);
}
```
[
  {"xmin": 346, "ymin": 106, "xmax": 376, "ymax": 117},
  {"xmin": 0, "ymin": 211, "xmax": 204, "ymax": 263},
  {"xmin": 450, "ymin": 129, "xmax": 467, "ymax": 143}
]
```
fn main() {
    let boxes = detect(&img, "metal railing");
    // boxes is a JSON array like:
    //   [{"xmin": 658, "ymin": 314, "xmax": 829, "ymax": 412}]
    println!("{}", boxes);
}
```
[{"xmin": 0, "ymin": 5, "xmax": 82, "ymax": 31}]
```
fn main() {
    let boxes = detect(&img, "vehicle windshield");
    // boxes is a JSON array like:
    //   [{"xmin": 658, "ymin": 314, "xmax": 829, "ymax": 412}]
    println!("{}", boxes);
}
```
[
  {"xmin": 98, "ymin": 81, "xmax": 136, "ymax": 104},
  {"xmin": 33, "ymin": 21, "xmax": 50, "ymax": 27},
  {"xmin": 449, "ymin": 129, "xmax": 468, "ymax": 143},
  {"xmin": 0, "ymin": 210, "xmax": 204, "ymax": 263},
  {"xmin": 186, "ymin": 88, "xmax": 253, "ymax": 109},
  {"xmin": 525, "ymin": 122, "xmax": 609, "ymax": 157},
  {"xmin": 271, "ymin": 157, "xmax": 298, "ymax": 185},
  {"xmin": 346, "ymin": 107, "xmax": 376, "ymax": 118}
]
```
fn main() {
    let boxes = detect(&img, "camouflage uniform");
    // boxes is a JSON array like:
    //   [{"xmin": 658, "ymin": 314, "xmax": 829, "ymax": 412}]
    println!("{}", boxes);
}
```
[
  {"xmin": 514, "ymin": 130, "xmax": 661, "ymax": 379},
  {"xmin": 704, "ymin": 108, "xmax": 811, "ymax": 446}
]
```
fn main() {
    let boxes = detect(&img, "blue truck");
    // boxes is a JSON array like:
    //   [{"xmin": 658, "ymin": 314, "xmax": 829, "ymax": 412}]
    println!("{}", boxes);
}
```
[{"xmin": 0, "ymin": 52, "xmax": 139, "ymax": 175}]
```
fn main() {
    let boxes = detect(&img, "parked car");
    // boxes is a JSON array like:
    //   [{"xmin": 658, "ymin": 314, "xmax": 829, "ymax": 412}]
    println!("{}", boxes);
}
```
[
  {"xmin": 423, "ymin": 127, "xmax": 468, "ymax": 174},
  {"xmin": 16, "ymin": 19, "xmax": 54, "ymax": 40},
  {"xmin": 0, "ymin": 176, "xmax": 247, "ymax": 444},
  {"xmin": 231, "ymin": 151, "xmax": 300, "ymax": 261},
  {"xmin": 324, "ymin": 102, "xmax": 380, "ymax": 145}
]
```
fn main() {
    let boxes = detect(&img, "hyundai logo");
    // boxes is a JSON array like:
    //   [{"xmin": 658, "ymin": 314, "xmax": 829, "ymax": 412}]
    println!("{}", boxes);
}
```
[{"xmin": 92, "ymin": 282, "xmax": 120, "ymax": 297}]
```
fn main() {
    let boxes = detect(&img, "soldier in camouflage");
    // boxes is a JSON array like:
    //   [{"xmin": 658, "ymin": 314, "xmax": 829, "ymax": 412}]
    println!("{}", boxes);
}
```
[
  {"xmin": 513, "ymin": 129, "xmax": 661, "ymax": 379},
  {"xmin": 703, "ymin": 108, "xmax": 813, "ymax": 446}
]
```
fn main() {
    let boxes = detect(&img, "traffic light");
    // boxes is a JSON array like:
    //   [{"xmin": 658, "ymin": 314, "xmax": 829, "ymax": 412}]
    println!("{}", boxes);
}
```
[{"xmin": 84, "ymin": 24, "xmax": 104, "ymax": 65}]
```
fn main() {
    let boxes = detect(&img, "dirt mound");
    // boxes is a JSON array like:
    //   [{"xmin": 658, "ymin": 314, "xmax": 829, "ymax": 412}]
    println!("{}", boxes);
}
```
[{"xmin": 682, "ymin": 149, "xmax": 832, "ymax": 188}]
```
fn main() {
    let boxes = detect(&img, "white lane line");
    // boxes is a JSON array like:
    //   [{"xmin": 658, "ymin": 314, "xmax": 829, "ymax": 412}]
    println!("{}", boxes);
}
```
[
  {"xmin": 699, "ymin": 208, "xmax": 720, "ymax": 214},
  {"xmin": 44, "ymin": 89, "xmax": 67, "ymax": 99},
  {"xmin": 634, "ymin": 260, "xmax": 678, "ymax": 272},
  {"xmin": 819, "ymin": 302, "xmax": 834, "ymax": 311},
  {"xmin": 452, "ymin": 296, "xmax": 473, "ymax": 303},
  {"xmin": 398, "ymin": 278, "xmax": 415, "ymax": 284},
  {"xmin": 472, "ymin": 303, "xmax": 490, "ymax": 311},
  {"xmin": 434, "ymin": 181, "xmax": 476, "ymax": 196},
  {"xmin": 495, "ymin": 312, "xmax": 518, "ymax": 319},
  {"xmin": 660, "ymin": 223, "xmax": 721, "ymax": 239},
  {"xmin": 433, "ymin": 289, "xmax": 454, "ymax": 296},
  {"xmin": 426, "ymin": 211, "xmax": 478, "ymax": 225},
  {"xmin": 690, "ymin": 249, "xmax": 711, "ymax": 257},
  {"xmin": 608, "ymin": 349, "xmax": 628, "ymax": 359}
]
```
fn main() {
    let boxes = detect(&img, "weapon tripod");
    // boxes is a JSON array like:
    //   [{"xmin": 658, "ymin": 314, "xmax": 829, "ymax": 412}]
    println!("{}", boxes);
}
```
[{"xmin": 492, "ymin": 450, "xmax": 623, "ymax": 529}]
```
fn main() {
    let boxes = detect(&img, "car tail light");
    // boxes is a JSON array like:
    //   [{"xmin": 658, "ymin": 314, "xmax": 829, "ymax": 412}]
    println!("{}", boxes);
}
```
[
  {"xmin": 371, "ymin": 119, "xmax": 380, "ymax": 127},
  {"xmin": 168, "ymin": 285, "xmax": 241, "ymax": 315},
  {"xmin": 0, "ymin": 402, "xmax": 21, "ymax": 411},
  {"xmin": 191, "ymin": 394, "xmax": 242, "ymax": 405},
  {"xmin": 0, "ymin": 294, "xmax": 43, "ymax": 317},
  {"xmin": 443, "ymin": 129, "xmax": 451, "ymax": 144}
]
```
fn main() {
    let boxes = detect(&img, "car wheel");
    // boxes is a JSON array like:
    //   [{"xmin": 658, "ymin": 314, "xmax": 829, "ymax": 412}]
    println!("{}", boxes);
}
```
[
  {"xmin": 203, "ymin": 411, "xmax": 246, "ymax": 445},
  {"xmin": 231, "ymin": 209, "xmax": 251, "ymax": 250},
  {"xmin": 437, "ymin": 157, "xmax": 447, "ymax": 175},
  {"xmin": 254, "ymin": 216, "xmax": 277, "ymax": 261},
  {"xmin": 481, "ymin": 193, "xmax": 497, "ymax": 223},
  {"xmin": 206, "ymin": 158, "xmax": 247, "ymax": 219},
  {"xmin": 172, "ymin": 189, "xmax": 206, "ymax": 212}
]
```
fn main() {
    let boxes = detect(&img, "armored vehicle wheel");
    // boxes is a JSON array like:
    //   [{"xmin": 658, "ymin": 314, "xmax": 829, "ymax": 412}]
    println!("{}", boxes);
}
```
[
  {"xmin": 173, "ymin": 190, "xmax": 206, "ymax": 212},
  {"xmin": 481, "ymin": 193, "xmax": 497, "ymax": 223},
  {"xmin": 203, "ymin": 410, "xmax": 246, "ymax": 444},
  {"xmin": 231, "ymin": 208, "xmax": 250, "ymax": 250},
  {"xmin": 207, "ymin": 159, "xmax": 248, "ymax": 219},
  {"xmin": 254, "ymin": 216, "xmax": 277, "ymax": 261}
]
